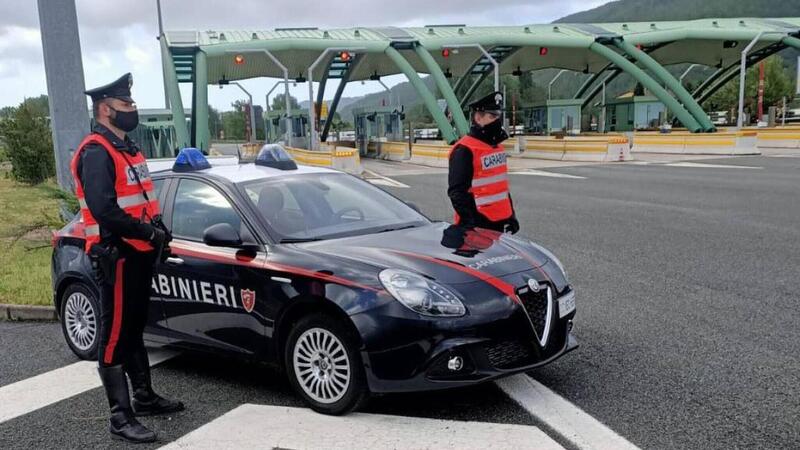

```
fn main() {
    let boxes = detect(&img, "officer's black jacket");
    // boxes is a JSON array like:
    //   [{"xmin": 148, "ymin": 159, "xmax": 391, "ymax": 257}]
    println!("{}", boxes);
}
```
[
  {"xmin": 76, "ymin": 124, "xmax": 154, "ymax": 247},
  {"xmin": 447, "ymin": 124, "xmax": 515, "ymax": 228}
]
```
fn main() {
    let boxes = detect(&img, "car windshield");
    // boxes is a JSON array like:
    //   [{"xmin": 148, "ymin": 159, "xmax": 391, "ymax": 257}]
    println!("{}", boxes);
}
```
[{"xmin": 239, "ymin": 173, "xmax": 429, "ymax": 242}]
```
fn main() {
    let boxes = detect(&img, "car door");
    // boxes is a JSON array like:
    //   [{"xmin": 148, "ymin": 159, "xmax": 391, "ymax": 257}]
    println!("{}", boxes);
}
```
[
  {"xmin": 155, "ymin": 177, "xmax": 269, "ymax": 356},
  {"xmin": 144, "ymin": 177, "xmax": 172, "ymax": 340}
]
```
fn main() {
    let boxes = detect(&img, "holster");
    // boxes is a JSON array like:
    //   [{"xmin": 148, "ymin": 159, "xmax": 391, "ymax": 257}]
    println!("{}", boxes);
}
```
[{"xmin": 89, "ymin": 243, "xmax": 120, "ymax": 284}]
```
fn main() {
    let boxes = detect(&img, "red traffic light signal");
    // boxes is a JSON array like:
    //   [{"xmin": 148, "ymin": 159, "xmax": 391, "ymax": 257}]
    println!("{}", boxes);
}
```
[
  {"xmin": 442, "ymin": 48, "xmax": 451, "ymax": 58},
  {"xmin": 538, "ymin": 47, "xmax": 548, "ymax": 56},
  {"xmin": 339, "ymin": 51, "xmax": 352, "ymax": 62},
  {"xmin": 233, "ymin": 54, "xmax": 245, "ymax": 65}
]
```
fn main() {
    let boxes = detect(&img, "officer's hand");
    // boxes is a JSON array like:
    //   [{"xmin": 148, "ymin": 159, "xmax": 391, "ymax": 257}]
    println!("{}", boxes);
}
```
[
  {"xmin": 150, "ymin": 227, "xmax": 167, "ymax": 249},
  {"xmin": 505, "ymin": 217, "xmax": 520, "ymax": 234}
]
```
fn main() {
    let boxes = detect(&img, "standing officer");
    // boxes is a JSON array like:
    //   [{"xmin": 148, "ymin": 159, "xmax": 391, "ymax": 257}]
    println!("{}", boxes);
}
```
[
  {"xmin": 448, "ymin": 91, "xmax": 520, "ymax": 234},
  {"xmin": 70, "ymin": 73, "xmax": 183, "ymax": 443}
]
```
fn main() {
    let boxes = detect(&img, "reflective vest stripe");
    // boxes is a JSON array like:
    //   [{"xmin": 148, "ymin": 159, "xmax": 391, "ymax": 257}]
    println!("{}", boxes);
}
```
[
  {"xmin": 471, "ymin": 173, "xmax": 508, "ymax": 187},
  {"xmin": 85, "ymin": 224, "xmax": 100, "ymax": 236},
  {"xmin": 78, "ymin": 191, "xmax": 152, "ymax": 210},
  {"xmin": 475, "ymin": 191, "xmax": 509, "ymax": 206}
]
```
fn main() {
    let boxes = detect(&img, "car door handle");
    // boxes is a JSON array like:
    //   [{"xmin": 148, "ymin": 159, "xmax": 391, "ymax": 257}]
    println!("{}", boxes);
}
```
[{"xmin": 165, "ymin": 256, "xmax": 184, "ymax": 266}]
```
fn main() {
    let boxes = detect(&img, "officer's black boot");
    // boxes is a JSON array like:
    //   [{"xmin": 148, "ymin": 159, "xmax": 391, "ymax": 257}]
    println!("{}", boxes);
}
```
[
  {"xmin": 97, "ymin": 365, "xmax": 157, "ymax": 443},
  {"xmin": 124, "ymin": 349, "xmax": 184, "ymax": 416}
]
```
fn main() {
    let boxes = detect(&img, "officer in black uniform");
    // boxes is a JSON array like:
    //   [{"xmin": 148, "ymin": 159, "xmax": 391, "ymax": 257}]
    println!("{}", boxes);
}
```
[
  {"xmin": 79, "ymin": 74, "xmax": 183, "ymax": 443},
  {"xmin": 448, "ymin": 91, "xmax": 520, "ymax": 233}
]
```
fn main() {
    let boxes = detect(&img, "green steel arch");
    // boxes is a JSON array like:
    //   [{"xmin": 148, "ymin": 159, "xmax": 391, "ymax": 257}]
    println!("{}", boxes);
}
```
[{"xmin": 160, "ymin": 17, "xmax": 800, "ymax": 150}]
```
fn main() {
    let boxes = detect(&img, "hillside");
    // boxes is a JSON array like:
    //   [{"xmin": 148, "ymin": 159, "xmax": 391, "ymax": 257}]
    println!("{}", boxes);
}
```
[{"xmin": 556, "ymin": 0, "xmax": 799, "ymax": 23}]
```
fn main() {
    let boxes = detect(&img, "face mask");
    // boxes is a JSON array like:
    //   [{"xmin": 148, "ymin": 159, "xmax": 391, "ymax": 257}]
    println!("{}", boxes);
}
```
[
  {"xmin": 109, "ymin": 108, "xmax": 139, "ymax": 132},
  {"xmin": 474, "ymin": 116, "xmax": 508, "ymax": 145}
]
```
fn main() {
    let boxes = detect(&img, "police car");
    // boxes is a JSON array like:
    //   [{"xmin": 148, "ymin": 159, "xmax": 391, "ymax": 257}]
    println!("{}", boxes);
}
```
[{"xmin": 52, "ymin": 146, "xmax": 577, "ymax": 414}]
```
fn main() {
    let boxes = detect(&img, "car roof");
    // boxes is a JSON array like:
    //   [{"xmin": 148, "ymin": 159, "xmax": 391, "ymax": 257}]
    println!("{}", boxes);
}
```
[{"xmin": 148, "ymin": 156, "xmax": 340, "ymax": 183}]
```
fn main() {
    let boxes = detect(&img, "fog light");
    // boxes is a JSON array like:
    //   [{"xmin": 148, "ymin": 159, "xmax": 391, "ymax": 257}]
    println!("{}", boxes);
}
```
[{"xmin": 447, "ymin": 356, "xmax": 464, "ymax": 371}]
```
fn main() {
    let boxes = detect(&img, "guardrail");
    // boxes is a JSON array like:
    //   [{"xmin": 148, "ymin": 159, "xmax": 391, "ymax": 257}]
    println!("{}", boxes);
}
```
[
  {"xmin": 632, "ymin": 130, "xmax": 758, "ymax": 155},
  {"xmin": 408, "ymin": 141, "xmax": 451, "ymax": 167},
  {"xmin": 367, "ymin": 141, "xmax": 411, "ymax": 161},
  {"xmin": 755, "ymin": 126, "xmax": 800, "ymax": 149}
]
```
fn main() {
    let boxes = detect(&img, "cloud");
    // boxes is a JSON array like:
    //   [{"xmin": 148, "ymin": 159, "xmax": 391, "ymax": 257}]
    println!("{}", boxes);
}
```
[{"xmin": 0, "ymin": 0, "xmax": 610, "ymax": 109}]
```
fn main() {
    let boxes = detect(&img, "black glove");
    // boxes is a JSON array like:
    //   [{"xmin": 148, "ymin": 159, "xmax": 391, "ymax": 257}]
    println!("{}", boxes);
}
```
[
  {"xmin": 150, "ymin": 226, "xmax": 167, "ymax": 249},
  {"xmin": 504, "ymin": 217, "xmax": 520, "ymax": 234},
  {"xmin": 151, "ymin": 215, "xmax": 173, "ymax": 244}
]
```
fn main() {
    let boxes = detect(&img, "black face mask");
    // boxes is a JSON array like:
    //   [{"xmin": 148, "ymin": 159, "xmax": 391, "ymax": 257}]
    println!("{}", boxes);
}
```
[
  {"xmin": 471, "ymin": 116, "xmax": 509, "ymax": 146},
  {"xmin": 109, "ymin": 108, "xmax": 139, "ymax": 132}
]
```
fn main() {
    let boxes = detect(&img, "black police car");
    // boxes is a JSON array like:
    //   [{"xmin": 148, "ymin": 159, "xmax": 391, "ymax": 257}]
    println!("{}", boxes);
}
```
[{"xmin": 52, "ymin": 147, "xmax": 577, "ymax": 414}]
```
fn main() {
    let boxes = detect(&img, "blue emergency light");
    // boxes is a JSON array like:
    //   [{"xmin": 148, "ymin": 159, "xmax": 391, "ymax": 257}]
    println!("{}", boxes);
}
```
[
  {"xmin": 173, "ymin": 148, "xmax": 211, "ymax": 172},
  {"xmin": 255, "ymin": 144, "xmax": 297, "ymax": 170}
]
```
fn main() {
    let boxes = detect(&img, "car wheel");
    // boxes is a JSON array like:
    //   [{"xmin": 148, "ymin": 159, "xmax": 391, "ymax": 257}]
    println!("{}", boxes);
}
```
[
  {"xmin": 60, "ymin": 282, "xmax": 99, "ymax": 361},
  {"xmin": 285, "ymin": 313, "xmax": 368, "ymax": 415}
]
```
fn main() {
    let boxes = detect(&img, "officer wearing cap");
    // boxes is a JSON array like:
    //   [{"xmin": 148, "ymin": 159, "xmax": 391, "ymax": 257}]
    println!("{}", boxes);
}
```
[
  {"xmin": 71, "ymin": 73, "xmax": 183, "ymax": 443},
  {"xmin": 447, "ymin": 91, "xmax": 520, "ymax": 234}
]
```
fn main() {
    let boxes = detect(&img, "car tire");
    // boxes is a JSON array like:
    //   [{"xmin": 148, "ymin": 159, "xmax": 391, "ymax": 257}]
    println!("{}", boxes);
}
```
[
  {"xmin": 59, "ymin": 282, "xmax": 99, "ymax": 361},
  {"xmin": 285, "ymin": 313, "xmax": 369, "ymax": 415}
]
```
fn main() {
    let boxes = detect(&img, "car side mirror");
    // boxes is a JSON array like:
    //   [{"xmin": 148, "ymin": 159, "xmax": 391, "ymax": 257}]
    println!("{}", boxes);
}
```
[
  {"xmin": 405, "ymin": 201, "xmax": 421, "ymax": 214},
  {"xmin": 203, "ymin": 223, "xmax": 242, "ymax": 248}
]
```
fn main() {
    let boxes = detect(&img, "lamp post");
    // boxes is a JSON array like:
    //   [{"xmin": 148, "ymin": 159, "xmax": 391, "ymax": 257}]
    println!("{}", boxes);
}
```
[{"xmin": 223, "ymin": 81, "xmax": 256, "ymax": 143}]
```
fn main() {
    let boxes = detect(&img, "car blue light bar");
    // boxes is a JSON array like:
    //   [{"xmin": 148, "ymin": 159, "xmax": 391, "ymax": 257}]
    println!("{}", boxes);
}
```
[
  {"xmin": 173, "ymin": 148, "xmax": 211, "ymax": 172},
  {"xmin": 255, "ymin": 144, "xmax": 297, "ymax": 170}
]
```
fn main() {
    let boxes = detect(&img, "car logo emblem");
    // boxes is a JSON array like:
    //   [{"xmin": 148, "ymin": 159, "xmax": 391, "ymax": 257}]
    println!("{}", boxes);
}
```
[
  {"xmin": 241, "ymin": 289, "xmax": 256, "ymax": 313},
  {"xmin": 527, "ymin": 279, "xmax": 541, "ymax": 292}
]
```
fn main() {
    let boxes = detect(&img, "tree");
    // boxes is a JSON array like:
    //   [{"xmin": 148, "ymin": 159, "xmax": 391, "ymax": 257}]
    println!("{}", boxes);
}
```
[
  {"xmin": 705, "ymin": 56, "xmax": 795, "ymax": 119},
  {"xmin": 0, "ymin": 101, "xmax": 55, "ymax": 183},
  {"xmin": 271, "ymin": 93, "xmax": 300, "ymax": 111},
  {"xmin": 208, "ymin": 105, "xmax": 222, "ymax": 140}
]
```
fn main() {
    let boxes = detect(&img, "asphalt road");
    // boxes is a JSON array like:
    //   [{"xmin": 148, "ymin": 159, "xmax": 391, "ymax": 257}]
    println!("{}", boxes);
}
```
[
  {"xmin": 1, "ymin": 153, "xmax": 798, "ymax": 449},
  {"xmin": 377, "ymin": 154, "xmax": 800, "ymax": 449}
]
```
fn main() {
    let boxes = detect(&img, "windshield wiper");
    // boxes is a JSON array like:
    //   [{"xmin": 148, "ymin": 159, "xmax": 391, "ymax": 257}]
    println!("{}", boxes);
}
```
[
  {"xmin": 279, "ymin": 237, "xmax": 323, "ymax": 243},
  {"xmin": 376, "ymin": 224, "xmax": 417, "ymax": 234}
]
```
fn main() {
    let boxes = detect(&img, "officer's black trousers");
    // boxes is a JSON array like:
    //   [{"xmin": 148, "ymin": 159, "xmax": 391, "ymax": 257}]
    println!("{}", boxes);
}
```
[{"xmin": 97, "ymin": 250, "xmax": 156, "ymax": 368}]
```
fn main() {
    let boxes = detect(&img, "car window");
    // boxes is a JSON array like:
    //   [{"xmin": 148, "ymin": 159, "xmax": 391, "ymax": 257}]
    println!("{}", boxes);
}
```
[
  {"xmin": 241, "ymin": 173, "xmax": 428, "ymax": 241},
  {"xmin": 152, "ymin": 178, "xmax": 165, "ymax": 200},
  {"xmin": 171, "ymin": 179, "xmax": 241, "ymax": 242}
]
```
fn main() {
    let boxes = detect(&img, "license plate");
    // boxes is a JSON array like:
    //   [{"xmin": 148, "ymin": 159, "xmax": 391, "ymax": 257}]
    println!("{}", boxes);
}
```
[{"xmin": 558, "ymin": 291, "xmax": 576, "ymax": 318}]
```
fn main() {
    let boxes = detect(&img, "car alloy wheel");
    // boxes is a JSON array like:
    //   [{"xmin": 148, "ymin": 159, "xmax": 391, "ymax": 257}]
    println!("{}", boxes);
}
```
[
  {"xmin": 64, "ymin": 291, "xmax": 97, "ymax": 351},
  {"xmin": 292, "ymin": 327, "xmax": 352, "ymax": 404}
]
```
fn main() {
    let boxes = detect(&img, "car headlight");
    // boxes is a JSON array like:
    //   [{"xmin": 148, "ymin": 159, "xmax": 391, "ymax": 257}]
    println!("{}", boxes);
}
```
[
  {"xmin": 379, "ymin": 269, "xmax": 466, "ymax": 317},
  {"xmin": 529, "ymin": 241, "xmax": 568, "ymax": 280}
]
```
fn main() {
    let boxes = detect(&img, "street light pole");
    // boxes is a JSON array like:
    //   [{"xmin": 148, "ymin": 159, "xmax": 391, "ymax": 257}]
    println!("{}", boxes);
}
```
[
  {"xmin": 679, "ymin": 64, "xmax": 699, "ymax": 86},
  {"xmin": 548, "ymin": 70, "xmax": 567, "ymax": 100},
  {"xmin": 377, "ymin": 79, "xmax": 393, "ymax": 107},
  {"xmin": 442, "ymin": 44, "xmax": 499, "ymax": 92},
  {"xmin": 738, "ymin": 32, "xmax": 765, "ymax": 129}
]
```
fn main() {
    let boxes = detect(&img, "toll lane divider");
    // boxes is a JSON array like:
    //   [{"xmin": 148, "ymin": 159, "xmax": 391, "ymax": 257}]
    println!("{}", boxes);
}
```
[
  {"xmin": 631, "ymin": 130, "xmax": 758, "ymax": 155},
  {"xmin": 514, "ymin": 135, "xmax": 631, "ymax": 162},
  {"xmin": 286, "ymin": 146, "xmax": 363, "ymax": 175},
  {"xmin": 755, "ymin": 126, "xmax": 800, "ymax": 149},
  {"xmin": 367, "ymin": 140, "xmax": 411, "ymax": 161}
]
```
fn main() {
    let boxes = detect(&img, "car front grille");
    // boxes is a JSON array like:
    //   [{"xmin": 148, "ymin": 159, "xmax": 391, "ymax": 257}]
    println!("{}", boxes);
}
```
[
  {"xmin": 518, "ymin": 285, "xmax": 550, "ymax": 343},
  {"xmin": 485, "ymin": 339, "xmax": 533, "ymax": 370}
]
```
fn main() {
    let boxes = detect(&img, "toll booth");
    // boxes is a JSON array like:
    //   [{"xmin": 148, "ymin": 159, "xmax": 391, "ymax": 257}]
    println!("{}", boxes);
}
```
[
  {"xmin": 352, "ymin": 106, "xmax": 404, "ymax": 156},
  {"xmin": 265, "ymin": 109, "xmax": 309, "ymax": 148},
  {"xmin": 605, "ymin": 95, "xmax": 666, "ymax": 131},
  {"xmin": 521, "ymin": 99, "xmax": 583, "ymax": 135}
]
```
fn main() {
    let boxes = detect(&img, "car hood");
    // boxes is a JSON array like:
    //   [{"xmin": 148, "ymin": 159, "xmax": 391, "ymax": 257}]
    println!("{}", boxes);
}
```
[{"xmin": 298, "ymin": 222, "xmax": 552, "ymax": 284}]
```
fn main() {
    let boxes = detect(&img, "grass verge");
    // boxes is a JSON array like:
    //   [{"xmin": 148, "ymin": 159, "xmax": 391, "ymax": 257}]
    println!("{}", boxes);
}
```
[{"xmin": 0, "ymin": 164, "xmax": 68, "ymax": 306}]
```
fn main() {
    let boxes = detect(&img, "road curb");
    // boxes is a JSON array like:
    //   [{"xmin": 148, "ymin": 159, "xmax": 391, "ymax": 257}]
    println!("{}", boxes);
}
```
[{"xmin": 0, "ymin": 304, "xmax": 58, "ymax": 321}]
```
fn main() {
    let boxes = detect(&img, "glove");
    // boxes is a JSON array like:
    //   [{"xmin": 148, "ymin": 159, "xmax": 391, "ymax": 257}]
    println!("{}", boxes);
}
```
[
  {"xmin": 504, "ymin": 217, "xmax": 520, "ymax": 234},
  {"xmin": 150, "ymin": 226, "xmax": 167, "ymax": 249}
]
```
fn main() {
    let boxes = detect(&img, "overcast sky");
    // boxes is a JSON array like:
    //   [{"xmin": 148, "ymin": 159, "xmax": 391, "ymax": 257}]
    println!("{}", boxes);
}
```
[{"xmin": 0, "ymin": 0, "xmax": 608, "ymax": 111}]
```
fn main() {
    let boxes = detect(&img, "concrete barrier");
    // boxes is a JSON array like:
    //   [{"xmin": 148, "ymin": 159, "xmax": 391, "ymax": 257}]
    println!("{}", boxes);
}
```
[
  {"xmin": 516, "ymin": 135, "xmax": 631, "ymax": 162},
  {"xmin": 368, "ymin": 141, "xmax": 410, "ymax": 161},
  {"xmin": 286, "ymin": 146, "xmax": 362, "ymax": 174},
  {"xmin": 409, "ymin": 141, "xmax": 451, "ymax": 167},
  {"xmin": 756, "ymin": 126, "xmax": 800, "ymax": 149},
  {"xmin": 632, "ymin": 130, "xmax": 758, "ymax": 155}
]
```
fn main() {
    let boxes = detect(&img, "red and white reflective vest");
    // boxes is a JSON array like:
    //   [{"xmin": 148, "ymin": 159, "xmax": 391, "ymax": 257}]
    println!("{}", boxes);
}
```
[
  {"xmin": 449, "ymin": 135, "xmax": 513, "ymax": 224},
  {"xmin": 70, "ymin": 133, "xmax": 160, "ymax": 253}
]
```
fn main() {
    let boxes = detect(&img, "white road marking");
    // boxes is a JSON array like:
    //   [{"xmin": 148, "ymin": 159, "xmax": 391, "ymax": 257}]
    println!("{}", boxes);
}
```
[
  {"xmin": 159, "ymin": 403, "xmax": 565, "ymax": 450},
  {"xmin": 363, "ymin": 169, "xmax": 411, "ymax": 188},
  {"xmin": 510, "ymin": 170, "xmax": 586, "ymax": 179},
  {"xmin": 497, "ymin": 374, "xmax": 640, "ymax": 450},
  {"xmin": 664, "ymin": 162, "xmax": 762, "ymax": 169},
  {"xmin": 0, "ymin": 348, "xmax": 177, "ymax": 424},
  {"xmin": 766, "ymin": 154, "xmax": 800, "ymax": 158}
]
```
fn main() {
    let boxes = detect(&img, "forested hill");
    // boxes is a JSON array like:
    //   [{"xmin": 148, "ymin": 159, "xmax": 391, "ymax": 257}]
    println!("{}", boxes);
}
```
[{"xmin": 556, "ymin": 0, "xmax": 799, "ymax": 23}]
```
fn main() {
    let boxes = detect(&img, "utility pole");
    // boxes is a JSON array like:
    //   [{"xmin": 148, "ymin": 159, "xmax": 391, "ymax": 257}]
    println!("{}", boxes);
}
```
[{"xmin": 37, "ymin": 0, "xmax": 89, "ymax": 191}]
